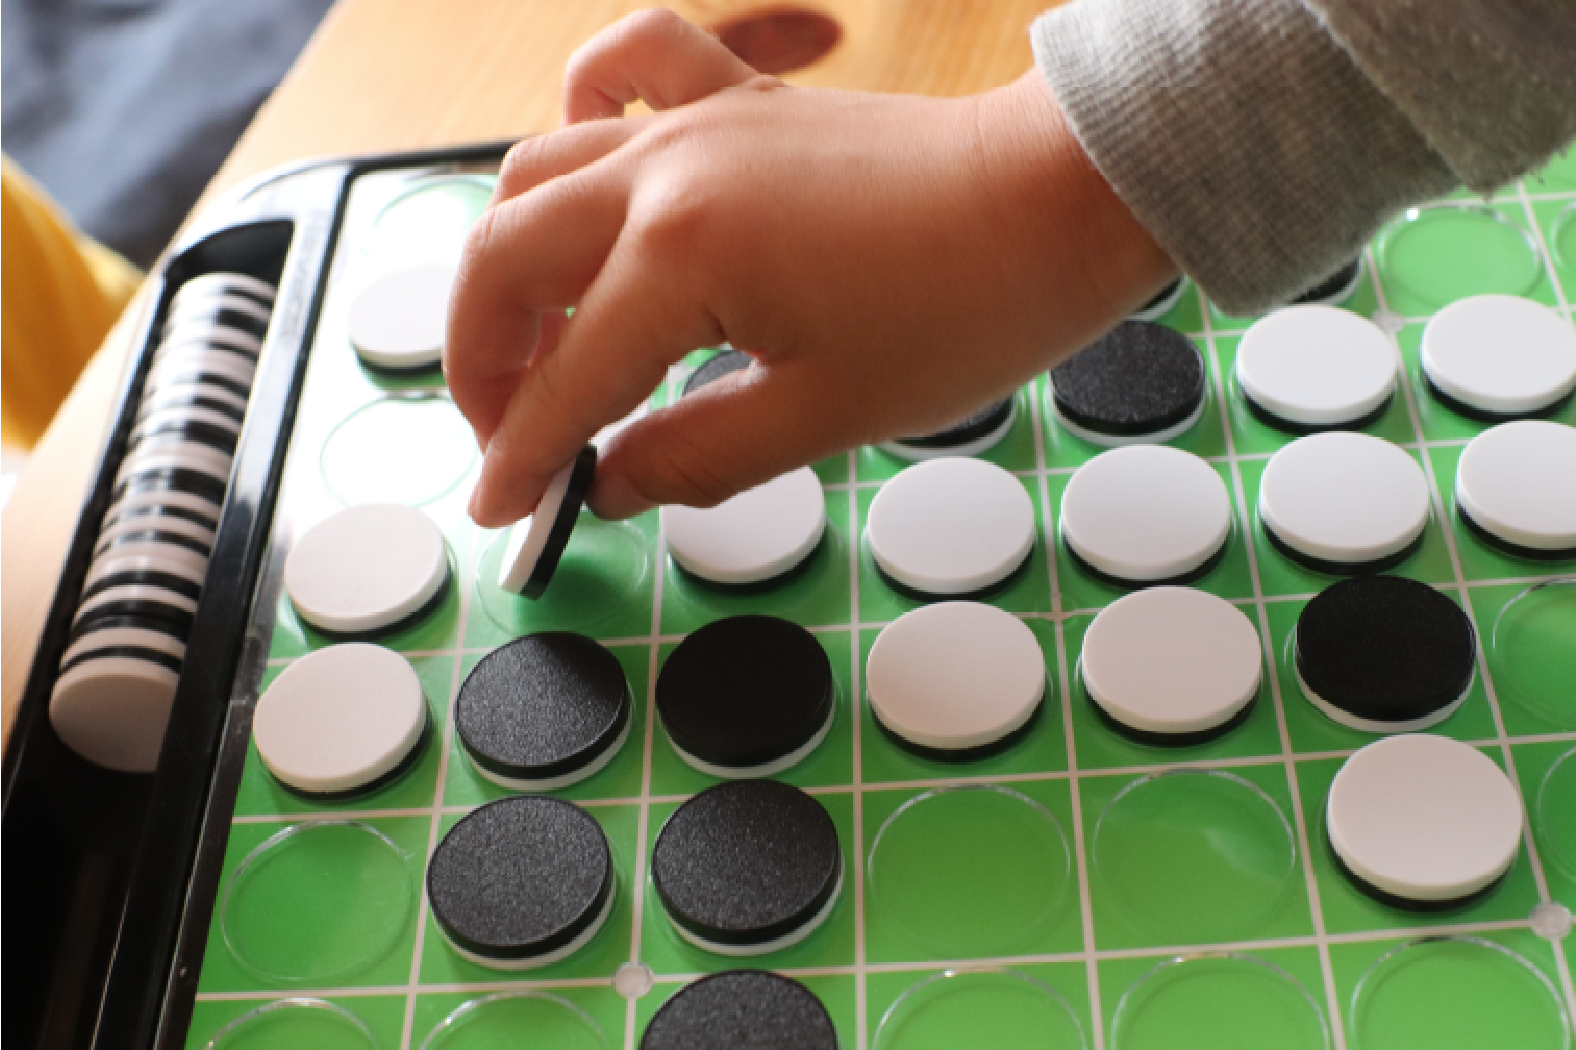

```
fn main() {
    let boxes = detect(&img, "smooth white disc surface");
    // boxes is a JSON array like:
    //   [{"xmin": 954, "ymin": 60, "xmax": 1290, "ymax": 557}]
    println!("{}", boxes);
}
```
[
  {"xmin": 866, "ymin": 458, "xmax": 1035, "ymax": 596},
  {"xmin": 285, "ymin": 503, "xmax": 448, "ymax": 634},
  {"xmin": 1060, "ymin": 445, "xmax": 1231, "ymax": 582},
  {"xmin": 85, "ymin": 552, "xmax": 206, "ymax": 592},
  {"xmin": 76, "ymin": 582, "xmax": 199, "ymax": 621},
  {"xmin": 1328, "ymin": 734, "xmax": 1522, "ymax": 901},
  {"xmin": 1081, "ymin": 587, "xmax": 1262, "ymax": 734},
  {"xmin": 866, "ymin": 602, "xmax": 1045, "ymax": 750},
  {"xmin": 1259, "ymin": 432, "xmax": 1429, "ymax": 565},
  {"xmin": 662, "ymin": 467, "xmax": 826, "ymax": 585},
  {"xmin": 254, "ymin": 643, "xmax": 427, "ymax": 794},
  {"xmin": 87, "ymin": 537, "xmax": 208, "ymax": 580},
  {"xmin": 1455, "ymin": 421, "xmax": 1576, "ymax": 551},
  {"xmin": 165, "ymin": 292, "xmax": 272, "ymax": 331},
  {"xmin": 1236, "ymin": 305, "xmax": 1397, "ymax": 426},
  {"xmin": 121, "ymin": 436, "xmax": 233, "ymax": 481},
  {"xmin": 62, "ymin": 626, "xmax": 185, "ymax": 668},
  {"xmin": 175, "ymin": 271, "xmax": 277, "ymax": 304},
  {"xmin": 498, "ymin": 457, "xmax": 578, "ymax": 594},
  {"xmin": 347, "ymin": 263, "xmax": 455, "ymax": 369},
  {"xmin": 1422, "ymin": 295, "xmax": 1576, "ymax": 414},
  {"xmin": 50, "ymin": 656, "xmax": 179, "ymax": 773}
]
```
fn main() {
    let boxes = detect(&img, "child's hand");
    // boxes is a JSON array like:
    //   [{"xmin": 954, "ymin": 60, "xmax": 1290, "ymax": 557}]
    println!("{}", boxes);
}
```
[{"xmin": 446, "ymin": 8, "xmax": 1174, "ymax": 526}]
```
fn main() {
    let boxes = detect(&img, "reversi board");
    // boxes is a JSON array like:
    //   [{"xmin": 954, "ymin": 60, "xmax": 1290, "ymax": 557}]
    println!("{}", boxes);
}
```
[{"xmin": 5, "ymin": 142, "xmax": 1576, "ymax": 1050}]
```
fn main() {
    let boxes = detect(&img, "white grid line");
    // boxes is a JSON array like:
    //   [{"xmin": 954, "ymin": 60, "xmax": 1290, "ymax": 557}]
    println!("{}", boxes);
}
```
[
  {"xmin": 1028, "ymin": 375, "xmax": 1107, "ymax": 1050},
  {"xmin": 848, "ymin": 448, "xmax": 870, "ymax": 1050},
  {"xmin": 1373, "ymin": 225, "xmax": 1576, "ymax": 1025},
  {"xmin": 1200, "ymin": 281, "xmax": 1350, "ymax": 1050},
  {"xmin": 196, "ymin": 174, "xmax": 1576, "ymax": 1048}
]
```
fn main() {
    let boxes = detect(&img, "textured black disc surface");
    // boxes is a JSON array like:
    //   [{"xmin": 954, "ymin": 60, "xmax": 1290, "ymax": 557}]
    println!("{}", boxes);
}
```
[
  {"xmin": 1295, "ymin": 576, "xmax": 1476, "ymax": 724},
  {"xmin": 1292, "ymin": 258, "xmax": 1362, "ymax": 305},
  {"xmin": 652, "ymin": 780, "xmax": 841, "ymax": 947},
  {"xmin": 427, "ymin": 795, "xmax": 612, "ymax": 961},
  {"xmin": 892, "ymin": 395, "xmax": 1015, "ymax": 449},
  {"xmin": 524, "ymin": 445, "xmax": 597, "ymax": 600},
  {"xmin": 641, "ymin": 971, "xmax": 839, "ymax": 1050},
  {"xmin": 657, "ymin": 615, "xmax": 834, "ymax": 769},
  {"xmin": 683, "ymin": 349, "xmax": 753, "ymax": 397},
  {"xmin": 1051, "ymin": 321, "xmax": 1205, "ymax": 436},
  {"xmin": 456, "ymin": 632, "xmax": 631, "ymax": 782}
]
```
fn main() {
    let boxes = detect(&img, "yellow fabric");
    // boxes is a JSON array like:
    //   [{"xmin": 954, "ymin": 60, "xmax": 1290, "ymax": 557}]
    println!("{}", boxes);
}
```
[{"xmin": 2, "ymin": 156, "xmax": 141, "ymax": 449}]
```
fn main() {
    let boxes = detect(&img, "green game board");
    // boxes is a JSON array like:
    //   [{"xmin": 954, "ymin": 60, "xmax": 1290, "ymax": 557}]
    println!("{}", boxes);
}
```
[{"xmin": 184, "ymin": 148, "xmax": 1576, "ymax": 1050}]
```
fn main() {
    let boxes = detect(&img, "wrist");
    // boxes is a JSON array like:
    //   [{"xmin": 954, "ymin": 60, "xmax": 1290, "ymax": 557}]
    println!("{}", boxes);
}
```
[{"xmin": 974, "ymin": 71, "xmax": 1177, "ymax": 330}]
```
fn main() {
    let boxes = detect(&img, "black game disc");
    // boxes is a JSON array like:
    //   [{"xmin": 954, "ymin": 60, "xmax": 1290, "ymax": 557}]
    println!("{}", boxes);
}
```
[
  {"xmin": 427, "ymin": 795, "xmax": 613, "ymax": 967},
  {"xmin": 682, "ymin": 348, "xmax": 752, "ymax": 397},
  {"xmin": 455, "ymin": 632, "xmax": 631, "ymax": 788},
  {"xmin": 1134, "ymin": 275, "xmax": 1185, "ymax": 318},
  {"xmin": 1050, "ymin": 321, "xmax": 1206, "ymax": 439},
  {"xmin": 641, "ymin": 971, "xmax": 839, "ymax": 1050},
  {"xmin": 500, "ymin": 445, "xmax": 598, "ymax": 599},
  {"xmin": 1295, "ymin": 577, "xmax": 1477, "ymax": 731},
  {"xmin": 652, "ymin": 780, "xmax": 842, "ymax": 952},
  {"xmin": 889, "ymin": 395, "xmax": 1016, "ymax": 451},
  {"xmin": 1292, "ymin": 258, "xmax": 1362, "ymax": 305},
  {"xmin": 656, "ymin": 615, "xmax": 834, "ymax": 774}
]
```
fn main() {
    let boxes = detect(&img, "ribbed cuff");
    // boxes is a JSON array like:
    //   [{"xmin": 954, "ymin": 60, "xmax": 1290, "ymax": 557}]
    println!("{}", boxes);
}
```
[{"xmin": 1031, "ymin": 0, "xmax": 1456, "ymax": 315}]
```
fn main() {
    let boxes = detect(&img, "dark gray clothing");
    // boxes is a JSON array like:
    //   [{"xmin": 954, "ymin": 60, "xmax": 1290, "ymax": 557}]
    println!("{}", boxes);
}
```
[
  {"xmin": 3, "ymin": 0, "xmax": 334, "ymax": 267},
  {"xmin": 1032, "ymin": 0, "xmax": 1576, "ymax": 314}
]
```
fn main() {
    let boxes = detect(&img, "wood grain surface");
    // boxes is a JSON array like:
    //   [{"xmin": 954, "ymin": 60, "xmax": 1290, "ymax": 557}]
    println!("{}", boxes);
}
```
[{"xmin": 2, "ymin": 0, "xmax": 1058, "ymax": 749}]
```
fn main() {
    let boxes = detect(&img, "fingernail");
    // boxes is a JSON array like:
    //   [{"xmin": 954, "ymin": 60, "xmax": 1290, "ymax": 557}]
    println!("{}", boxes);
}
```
[{"xmin": 591, "ymin": 472, "xmax": 653, "ymax": 520}]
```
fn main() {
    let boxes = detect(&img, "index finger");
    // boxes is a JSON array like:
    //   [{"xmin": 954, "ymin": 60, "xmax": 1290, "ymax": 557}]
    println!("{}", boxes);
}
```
[{"xmin": 444, "ymin": 159, "xmax": 629, "ymax": 446}]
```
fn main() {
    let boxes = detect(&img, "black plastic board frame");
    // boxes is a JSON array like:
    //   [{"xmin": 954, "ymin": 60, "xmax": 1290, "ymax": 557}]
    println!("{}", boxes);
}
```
[{"xmin": 0, "ymin": 142, "xmax": 513, "ymax": 1050}]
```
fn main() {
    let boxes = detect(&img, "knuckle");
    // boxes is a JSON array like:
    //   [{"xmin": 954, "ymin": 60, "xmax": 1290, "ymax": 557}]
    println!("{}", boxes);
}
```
[
  {"xmin": 498, "ymin": 136, "xmax": 549, "ymax": 195},
  {"xmin": 624, "ymin": 7, "xmax": 687, "ymax": 43}
]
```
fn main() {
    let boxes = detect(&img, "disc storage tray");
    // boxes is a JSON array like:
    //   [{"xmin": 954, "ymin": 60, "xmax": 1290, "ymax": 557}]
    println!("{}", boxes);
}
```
[{"xmin": 7, "ymin": 139, "xmax": 1576, "ymax": 1050}]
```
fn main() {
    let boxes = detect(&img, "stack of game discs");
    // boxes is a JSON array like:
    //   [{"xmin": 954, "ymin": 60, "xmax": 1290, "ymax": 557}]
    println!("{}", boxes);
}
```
[{"xmin": 49, "ymin": 272, "xmax": 275, "ymax": 774}]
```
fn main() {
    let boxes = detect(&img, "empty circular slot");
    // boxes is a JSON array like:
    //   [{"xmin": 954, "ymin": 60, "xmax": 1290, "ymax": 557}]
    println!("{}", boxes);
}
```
[
  {"xmin": 1490, "ymin": 579, "xmax": 1576, "ymax": 730},
  {"xmin": 321, "ymin": 394, "xmax": 476, "ymax": 506},
  {"xmin": 475, "ymin": 514, "xmax": 649, "ymax": 635},
  {"xmin": 1092, "ymin": 769, "xmax": 1297, "ymax": 942},
  {"xmin": 221, "ymin": 821, "xmax": 413, "ymax": 986},
  {"xmin": 369, "ymin": 175, "xmax": 494, "ymax": 265},
  {"xmin": 205, "ymin": 998, "xmax": 378, "ymax": 1050},
  {"xmin": 1111, "ymin": 953, "xmax": 1330, "ymax": 1050},
  {"xmin": 420, "ymin": 991, "xmax": 606, "ymax": 1050},
  {"xmin": 1350, "ymin": 936, "xmax": 1571, "ymax": 1050},
  {"xmin": 1537, "ymin": 747, "xmax": 1576, "ymax": 881},
  {"xmin": 1552, "ymin": 203, "xmax": 1576, "ymax": 272},
  {"xmin": 1377, "ymin": 206, "xmax": 1542, "ymax": 310},
  {"xmin": 868, "ymin": 786, "xmax": 1071, "ymax": 957},
  {"xmin": 874, "ymin": 969, "xmax": 1087, "ymax": 1050}
]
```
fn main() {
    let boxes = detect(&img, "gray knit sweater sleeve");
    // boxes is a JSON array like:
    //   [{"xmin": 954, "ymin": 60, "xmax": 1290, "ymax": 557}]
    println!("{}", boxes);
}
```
[{"xmin": 1031, "ymin": 0, "xmax": 1576, "ymax": 315}]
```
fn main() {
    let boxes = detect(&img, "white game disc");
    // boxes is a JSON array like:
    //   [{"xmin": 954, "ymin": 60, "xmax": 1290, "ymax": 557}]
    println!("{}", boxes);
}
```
[
  {"xmin": 1236, "ymin": 305, "xmax": 1397, "ymax": 427},
  {"xmin": 1422, "ymin": 295, "xmax": 1576, "ymax": 415},
  {"xmin": 165, "ymin": 292, "xmax": 273, "ymax": 333},
  {"xmin": 61, "ymin": 626, "xmax": 186, "ymax": 668},
  {"xmin": 866, "ymin": 458, "xmax": 1036, "ymax": 597},
  {"xmin": 158, "ymin": 325, "xmax": 263, "ymax": 362},
  {"xmin": 347, "ymin": 263, "xmax": 456, "ymax": 370},
  {"xmin": 253, "ymin": 643, "xmax": 429, "ymax": 796},
  {"xmin": 94, "ymin": 512, "xmax": 215, "ymax": 557},
  {"xmin": 1455, "ymin": 421, "xmax": 1576, "ymax": 554},
  {"xmin": 285, "ymin": 503, "xmax": 449, "ymax": 635},
  {"xmin": 1060, "ymin": 445, "xmax": 1232, "ymax": 584},
  {"xmin": 1328, "ymin": 734, "xmax": 1522, "ymax": 903},
  {"xmin": 149, "ymin": 343, "xmax": 258, "ymax": 385},
  {"xmin": 662, "ymin": 467, "xmax": 826, "ymax": 585},
  {"xmin": 76, "ymin": 582, "xmax": 199, "ymax": 623},
  {"xmin": 88, "ymin": 535, "xmax": 209, "ymax": 581},
  {"xmin": 84, "ymin": 552, "xmax": 206, "ymax": 595},
  {"xmin": 50, "ymin": 655, "xmax": 180, "ymax": 773},
  {"xmin": 175, "ymin": 271, "xmax": 278, "ymax": 305},
  {"xmin": 1259, "ymin": 432, "xmax": 1429, "ymax": 568},
  {"xmin": 498, "ymin": 447, "xmax": 596, "ymax": 598},
  {"xmin": 104, "ymin": 487, "xmax": 222, "ymax": 527},
  {"xmin": 865, "ymin": 602, "xmax": 1045, "ymax": 752},
  {"xmin": 1081, "ymin": 587, "xmax": 1262, "ymax": 736}
]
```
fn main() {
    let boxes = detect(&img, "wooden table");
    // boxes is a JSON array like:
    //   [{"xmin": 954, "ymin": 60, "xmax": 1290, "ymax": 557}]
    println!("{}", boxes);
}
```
[{"xmin": 1, "ymin": 0, "xmax": 1053, "ymax": 748}]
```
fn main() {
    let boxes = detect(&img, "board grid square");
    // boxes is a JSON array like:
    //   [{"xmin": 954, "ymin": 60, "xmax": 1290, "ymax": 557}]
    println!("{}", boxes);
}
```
[{"xmin": 182, "ymin": 153, "xmax": 1576, "ymax": 1050}]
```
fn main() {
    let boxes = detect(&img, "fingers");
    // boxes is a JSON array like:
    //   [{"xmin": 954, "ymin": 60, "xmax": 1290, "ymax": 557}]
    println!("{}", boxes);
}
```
[
  {"xmin": 445, "ymin": 161, "xmax": 628, "ymax": 445},
  {"xmin": 492, "ymin": 117, "xmax": 639, "ymax": 204},
  {"xmin": 589, "ymin": 364, "xmax": 842, "ymax": 519},
  {"xmin": 467, "ymin": 225, "xmax": 724, "ymax": 528},
  {"xmin": 563, "ymin": 8, "xmax": 760, "ymax": 123}
]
